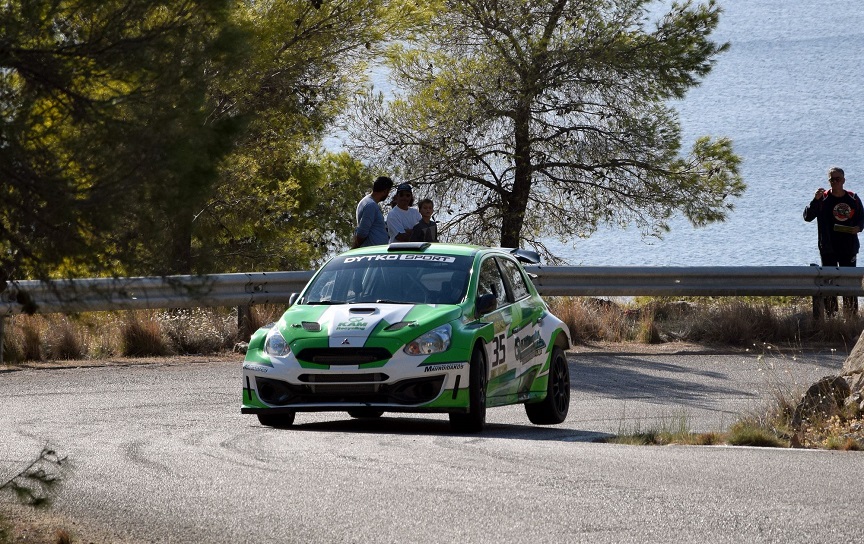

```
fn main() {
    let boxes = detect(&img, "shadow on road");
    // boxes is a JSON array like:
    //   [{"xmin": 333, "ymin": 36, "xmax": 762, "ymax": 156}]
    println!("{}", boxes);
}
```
[
  {"xmin": 259, "ymin": 416, "xmax": 611, "ymax": 443},
  {"xmin": 568, "ymin": 356, "xmax": 756, "ymax": 408}
]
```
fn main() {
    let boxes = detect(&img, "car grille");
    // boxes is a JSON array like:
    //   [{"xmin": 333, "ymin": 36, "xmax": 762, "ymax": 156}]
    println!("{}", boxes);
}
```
[
  {"xmin": 255, "ymin": 375, "xmax": 445, "ymax": 406},
  {"xmin": 298, "ymin": 373, "xmax": 389, "ymax": 383},
  {"xmin": 295, "ymin": 347, "xmax": 392, "ymax": 365}
]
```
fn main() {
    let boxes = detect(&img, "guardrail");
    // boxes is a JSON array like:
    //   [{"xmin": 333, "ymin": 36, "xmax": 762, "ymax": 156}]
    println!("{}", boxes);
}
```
[
  {"xmin": 527, "ymin": 265, "xmax": 864, "ymax": 297},
  {"xmin": 2, "ymin": 265, "xmax": 863, "ymax": 316},
  {"xmin": 2, "ymin": 265, "xmax": 862, "ymax": 364},
  {"xmin": 0, "ymin": 271, "xmax": 314, "ymax": 316}
]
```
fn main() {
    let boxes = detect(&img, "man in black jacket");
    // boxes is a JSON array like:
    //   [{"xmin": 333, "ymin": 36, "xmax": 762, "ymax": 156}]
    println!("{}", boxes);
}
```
[{"xmin": 804, "ymin": 166, "xmax": 864, "ymax": 315}]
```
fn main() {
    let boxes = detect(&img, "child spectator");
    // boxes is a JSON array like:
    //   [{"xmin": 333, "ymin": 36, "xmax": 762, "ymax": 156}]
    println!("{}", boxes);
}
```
[{"xmin": 410, "ymin": 198, "xmax": 439, "ymax": 242}]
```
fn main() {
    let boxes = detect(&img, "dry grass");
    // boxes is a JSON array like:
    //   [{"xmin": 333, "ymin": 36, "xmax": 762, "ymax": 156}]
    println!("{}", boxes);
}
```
[
  {"xmin": 546, "ymin": 296, "xmax": 864, "ymax": 349},
  {"xmin": 3, "ymin": 296, "xmax": 862, "ymax": 362},
  {"xmin": 1, "ymin": 305, "xmax": 287, "ymax": 364}
]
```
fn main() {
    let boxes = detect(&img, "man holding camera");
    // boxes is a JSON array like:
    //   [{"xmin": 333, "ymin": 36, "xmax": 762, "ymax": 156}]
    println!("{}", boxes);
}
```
[{"xmin": 804, "ymin": 166, "xmax": 864, "ymax": 315}]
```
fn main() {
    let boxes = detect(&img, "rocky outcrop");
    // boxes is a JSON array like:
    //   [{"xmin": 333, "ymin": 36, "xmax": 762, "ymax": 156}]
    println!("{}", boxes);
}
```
[
  {"xmin": 843, "ymin": 334, "xmax": 864, "ymax": 375},
  {"xmin": 791, "ymin": 334, "xmax": 864, "ymax": 428}
]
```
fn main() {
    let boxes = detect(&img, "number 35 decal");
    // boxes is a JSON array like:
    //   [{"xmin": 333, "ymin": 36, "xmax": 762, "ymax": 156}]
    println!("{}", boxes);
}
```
[{"xmin": 490, "ymin": 333, "xmax": 507, "ymax": 367}]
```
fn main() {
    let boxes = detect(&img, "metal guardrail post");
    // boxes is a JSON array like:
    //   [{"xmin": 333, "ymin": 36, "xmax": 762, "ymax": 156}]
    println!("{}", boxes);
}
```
[
  {"xmin": 237, "ymin": 305, "xmax": 253, "ymax": 340},
  {"xmin": 810, "ymin": 263, "xmax": 825, "ymax": 320}
]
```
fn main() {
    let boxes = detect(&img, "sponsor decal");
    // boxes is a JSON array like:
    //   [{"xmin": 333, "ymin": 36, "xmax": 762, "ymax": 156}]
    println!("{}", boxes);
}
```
[
  {"xmin": 344, "ymin": 255, "xmax": 401, "ymax": 263},
  {"xmin": 514, "ymin": 330, "xmax": 545, "ymax": 363},
  {"xmin": 423, "ymin": 363, "xmax": 465, "ymax": 372},
  {"xmin": 243, "ymin": 363, "xmax": 270, "ymax": 373},
  {"xmin": 398, "ymin": 254, "xmax": 456, "ymax": 263},
  {"xmin": 335, "ymin": 316, "xmax": 368, "ymax": 331},
  {"xmin": 343, "ymin": 254, "xmax": 456, "ymax": 263}
]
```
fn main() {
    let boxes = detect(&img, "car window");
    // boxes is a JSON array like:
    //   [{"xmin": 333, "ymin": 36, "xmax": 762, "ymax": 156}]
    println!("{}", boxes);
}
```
[
  {"xmin": 497, "ymin": 257, "xmax": 530, "ymax": 301},
  {"xmin": 476, "ymin": 257, "xmax": 509, "ymax": 309},
  {"xmin": 302, "ymin": 253, "xmax": 472, "ymax": 305}
]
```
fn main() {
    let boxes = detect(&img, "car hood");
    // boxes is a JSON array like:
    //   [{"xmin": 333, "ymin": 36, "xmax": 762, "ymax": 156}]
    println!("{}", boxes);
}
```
[{"xmin": 282, "ymin": 303, "xmax": 463, "ymax": 347}]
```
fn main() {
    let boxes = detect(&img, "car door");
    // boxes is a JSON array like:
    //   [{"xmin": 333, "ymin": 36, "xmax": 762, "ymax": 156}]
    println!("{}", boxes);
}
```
[
  {"xmin": 475, "ymin": 256, "xmax": 518, "ymax": 404},
  {"xmin": 496, "ymin": 256, "xmax": 548, "ymax": 398}
]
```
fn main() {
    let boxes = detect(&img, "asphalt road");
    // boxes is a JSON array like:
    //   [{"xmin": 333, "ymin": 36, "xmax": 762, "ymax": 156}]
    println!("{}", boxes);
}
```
[{"xmin": 1, "ymin": 345, "xmax": 859, "ymax": 543}]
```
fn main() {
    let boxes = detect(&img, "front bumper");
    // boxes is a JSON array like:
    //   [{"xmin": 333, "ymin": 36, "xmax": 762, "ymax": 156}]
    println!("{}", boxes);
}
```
[{"xmin": 242, "ymin": 357, "xmax": 471, "ymax": 413}]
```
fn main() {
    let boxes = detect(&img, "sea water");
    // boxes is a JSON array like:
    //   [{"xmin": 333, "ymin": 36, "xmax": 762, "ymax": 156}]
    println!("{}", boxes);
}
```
[{"xmin": 550, "ymin": 0, "xmax": 864, "ymax": 265}]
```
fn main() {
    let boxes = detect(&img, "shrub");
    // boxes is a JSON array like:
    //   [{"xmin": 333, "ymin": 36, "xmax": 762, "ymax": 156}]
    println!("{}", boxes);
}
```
[
  {"xmin": 121, "ymin": 312, "xmax": 171, "ymax": 357},
  {"xmin": 160, "ymin": 308, "xmax": 236, "ymax": 355},
  {"xmin": 546, "ymin": 296, "xmax": 632, "ymax": 343},
  {"xmin": 244, "ymin": 305, "xmax": 285, "ymax": 336},
  {"xmin": 725, "ymin": 420, "xmax": 787, "ymax": 447},
  {"xmin": 42, "ymin": 316, "xmax": 84, "ymax": 360}
]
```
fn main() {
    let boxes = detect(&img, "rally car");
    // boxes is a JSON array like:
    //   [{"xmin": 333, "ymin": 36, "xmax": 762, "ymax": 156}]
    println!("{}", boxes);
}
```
[{"xmin": 241, "ymin": 242, "xmax": 571, "ymax": 432}]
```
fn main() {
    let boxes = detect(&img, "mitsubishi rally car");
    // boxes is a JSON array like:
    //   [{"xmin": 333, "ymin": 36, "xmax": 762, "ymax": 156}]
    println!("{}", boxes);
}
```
[{"xmin": 241, "ymin": 242, "xmax": 572, "ymax": 432}]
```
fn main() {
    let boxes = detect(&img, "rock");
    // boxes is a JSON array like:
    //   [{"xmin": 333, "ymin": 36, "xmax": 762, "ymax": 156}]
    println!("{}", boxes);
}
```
[
  {"xmin": 791, "ymin": 375, "xmax": 852, "ymax": 428},
  {"xmin": 844, "ymin": 371, "xmax": 864, "ymax": 395},
  {"xmin": 842, "ymin": 332, "xmax": 864, "ymax": 375},
  {"xmin": 844, "ymin": 392, "xmax": 863, "ymax": 416}
]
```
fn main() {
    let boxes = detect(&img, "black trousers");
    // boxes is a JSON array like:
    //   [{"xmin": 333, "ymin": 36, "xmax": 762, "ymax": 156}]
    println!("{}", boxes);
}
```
[{"xmin": 820, "ymin": 252, "xmax": 858, "ymax": 315}]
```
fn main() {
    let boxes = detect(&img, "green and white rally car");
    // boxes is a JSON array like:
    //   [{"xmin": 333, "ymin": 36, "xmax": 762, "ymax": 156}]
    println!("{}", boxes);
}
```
[{"xmin": 241, "ymin": 242, "xmax": 571, "ymax": 432}]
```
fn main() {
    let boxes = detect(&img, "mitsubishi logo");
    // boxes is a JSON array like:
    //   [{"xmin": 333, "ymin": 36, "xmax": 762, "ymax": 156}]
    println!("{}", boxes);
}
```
[{"xmin": 341, "ymin": 338, "xmax": 351, "ymax": 345}]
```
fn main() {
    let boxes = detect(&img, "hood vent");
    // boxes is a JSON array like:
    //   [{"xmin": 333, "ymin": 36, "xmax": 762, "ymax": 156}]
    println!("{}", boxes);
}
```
[{"xmin": 301, "ymin": 321, "xmax": 321, "ymax": 332}]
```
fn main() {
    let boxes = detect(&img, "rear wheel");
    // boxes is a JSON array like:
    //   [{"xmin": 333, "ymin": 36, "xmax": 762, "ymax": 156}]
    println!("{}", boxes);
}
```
[
  {"xmin": 347, "ymin": 409, "xmax": 385, "ymax": 419},
  {"xmin": 449, "ymin": 346, "xmax": 487, "ymax": 433},
  {"xmin": 525, "ymin": 346, "xmax": 570, "ymax": 425},
  {"xmin": 257, "ymin": 412, "xmax": 296, "ymax": 428}
]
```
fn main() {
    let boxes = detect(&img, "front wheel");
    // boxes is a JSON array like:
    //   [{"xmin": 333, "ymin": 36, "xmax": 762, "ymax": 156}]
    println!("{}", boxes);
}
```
[
  {"xmin": 257, "ymin": 411, "xmax": 296, "ymax": 428},
  {"xmin": 525, "ymin": 346, "xmax": 570, "ymax": 425},
  {"xmin": 449, "ymin": 346, "xmax": 487, "ymax": 433}
]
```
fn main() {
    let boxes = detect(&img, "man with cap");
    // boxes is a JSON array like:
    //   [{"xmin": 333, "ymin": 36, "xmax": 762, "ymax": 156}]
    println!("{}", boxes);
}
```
[
  {"xmin": 804, "ymin": 166, "xmax": 864, "ymax": 315},
  {"xmin": 386, "ymin": 182, "xmax": 422, "ymax": 243},
  {"xmin": 353, "ymin": 176, "xmax": 394, "ymax": 248}
]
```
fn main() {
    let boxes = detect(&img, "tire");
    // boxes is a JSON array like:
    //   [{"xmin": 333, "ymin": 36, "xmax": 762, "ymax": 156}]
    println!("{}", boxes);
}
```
[
  {"xmin": 449, "ymin": 346, "xmax": 487, "ymax": 433},
  {"xmin": 347, "ymin": 409, "xmax": 385, "ymax": 419},
  {"xmin": 525, "ymin": 346, "xmax": 570, "ymax": 425},
  {"xmin": 257, "ymin": 411, "xmax": 296, "ymax": 428}
]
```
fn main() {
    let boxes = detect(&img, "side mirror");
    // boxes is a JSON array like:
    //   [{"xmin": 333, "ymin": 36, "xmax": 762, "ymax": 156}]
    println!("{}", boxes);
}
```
[
  {"xmin": 288, "ymin": 292, "xmax": 300, "ymax": 306},
  {"xmin": 476, "ymin": 293, "xmax": 497, "ymax": 316}
]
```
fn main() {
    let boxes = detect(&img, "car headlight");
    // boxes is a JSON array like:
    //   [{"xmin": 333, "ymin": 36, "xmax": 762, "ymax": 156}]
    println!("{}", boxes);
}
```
[
  {"xmin": 264, "ymin": 328, "xmax": 291, "ymax": 357},
  {"xmin": 404, "ymin": 324, "xmax": 451, "ymax": 355}
]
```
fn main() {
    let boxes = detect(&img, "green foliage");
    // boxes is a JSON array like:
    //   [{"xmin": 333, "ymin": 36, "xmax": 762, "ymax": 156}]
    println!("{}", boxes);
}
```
[
  {"xmin": 195, "ymin": 151, "xmax": 370, "ymax": 272},
  {"xmin": 1, "ymin": 0, "xmax": 245, "ymax": 278},
  {"xmin": 725, "ymin": 420, "xmax": 787, "ymax": 447},
  {"xmin": 192, "ymin": 0, "xmax": 405, "ymax": 272},
  {"xmin": 348, "ymin": 0, "xmax": 745, "ymax": 252},
  {"xmin": 1, "ymin": 0, "xmax": 403, "ymax": 279}
]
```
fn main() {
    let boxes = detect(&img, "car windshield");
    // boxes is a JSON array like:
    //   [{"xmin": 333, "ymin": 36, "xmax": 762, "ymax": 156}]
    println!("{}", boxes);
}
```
[{"xmin": 302, "ymin": 253, "xmax": 472, "ymax": 305}]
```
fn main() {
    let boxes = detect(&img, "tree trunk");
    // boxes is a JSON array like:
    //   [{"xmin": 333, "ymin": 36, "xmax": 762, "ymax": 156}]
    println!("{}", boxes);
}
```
[
  {"xmin": 168, "ymin": 204, "xmax": 195, "ymax": 275},
  {"xmin": 500, "ymin": 105, "xmax": 533, "ymax": 248}
]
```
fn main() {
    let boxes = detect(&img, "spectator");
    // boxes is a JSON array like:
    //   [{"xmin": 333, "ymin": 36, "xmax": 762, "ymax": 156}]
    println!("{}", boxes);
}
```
[
  {"xmin": 410, "ymin": 198, "xmax": 439, "ymax": 242},
  {"xmin": 353, "ymin": 176, "xmax": 393, "ymax": 248},
  {"xmin": 803, "ymin": 166, "xmax": 864, "ymax": 315},
  {"xmin": 385, "ymin": 183, "xmax": 422, "ymax": 242}
]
